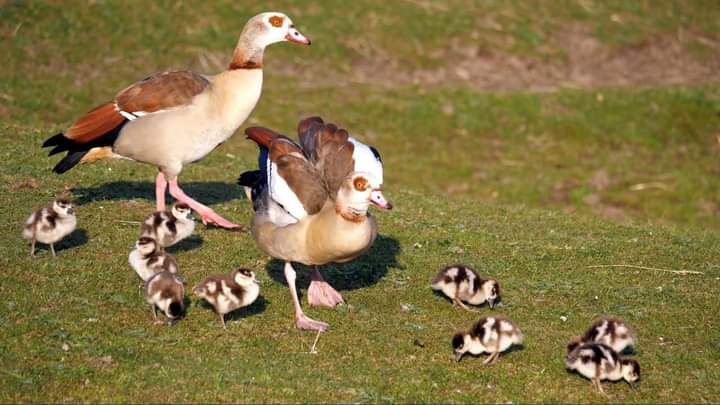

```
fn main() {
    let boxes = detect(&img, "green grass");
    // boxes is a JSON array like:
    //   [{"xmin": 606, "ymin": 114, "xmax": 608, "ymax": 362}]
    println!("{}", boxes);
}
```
[{"xmin": 1, "ymin": 0, "xmax": 720, "ymax": 403}]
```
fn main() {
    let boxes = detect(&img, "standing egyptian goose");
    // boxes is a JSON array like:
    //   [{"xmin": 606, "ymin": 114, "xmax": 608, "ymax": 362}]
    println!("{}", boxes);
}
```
[
  {"xmin": 42, "ymin": 12, "xmax": 310, "ymax": 228},
  {"xmin": 140, "ymin": 202, "xmax": 195, "ymax": 250},
  {"xmin": 22, "ymin": 198, "xmax": 77, "ymax": 257},
  {"xmin": 238, "ymin": 117, "xmax": 392, "ymax": 331}
]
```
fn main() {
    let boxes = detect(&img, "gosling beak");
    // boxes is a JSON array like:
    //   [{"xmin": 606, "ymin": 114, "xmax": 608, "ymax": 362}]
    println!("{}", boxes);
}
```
[
  {"xmin": 454, "ymin": 351, "xmax": 464, "ymax": 362},
  {"xmin": 67, "ymin": 208, "xmax": 75, "ymax": 215},
  {"xmin": 286, "ymin": 27, "xmax": 311, "ymax": 45},
  {"xmin": 369, "ymin": 190, "xmax": 393, "ymax": 209}
]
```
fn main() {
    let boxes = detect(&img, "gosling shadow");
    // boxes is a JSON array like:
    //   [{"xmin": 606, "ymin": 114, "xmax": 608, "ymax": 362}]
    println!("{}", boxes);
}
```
[
  {"xmin": 193, "ymin": 295, "xmax": 267, "ymax": 321},
  {"xmin": 167, "ymin": 235, "xmax": 204, "ymax": 253},
  {"xmin": 32, "ymin": 228, "xmax": 89, "ymax": 254},
  {"xmin": 72, "ymin": 181, "xmax": 246, "ymax": 206},
  {"xmin": 265, "ymin": 234, "xmax": 402, "ymax": 291}
]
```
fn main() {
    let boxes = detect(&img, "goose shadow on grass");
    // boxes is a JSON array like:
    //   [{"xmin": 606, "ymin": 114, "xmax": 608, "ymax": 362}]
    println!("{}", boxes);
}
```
[
  {"xmin": 72, "ymin": 181, "xmax": 247, "ymax": 206},
  {"xmin": 29, "ymin": 228, "xmax": 89, "ymax": 255},
  {"xmin": 264, "ymin": 234, "xmax": 402, "ymax": 292}
]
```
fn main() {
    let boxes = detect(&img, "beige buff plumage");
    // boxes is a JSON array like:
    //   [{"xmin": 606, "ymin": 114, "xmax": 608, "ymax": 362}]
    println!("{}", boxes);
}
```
[
  {"xmin": 238, "ymin": 117, "xmax": 392, "ymax": 331},
  {"xmin": 42, "ymin": 12, "xmax": 310, "ymax": 229}
]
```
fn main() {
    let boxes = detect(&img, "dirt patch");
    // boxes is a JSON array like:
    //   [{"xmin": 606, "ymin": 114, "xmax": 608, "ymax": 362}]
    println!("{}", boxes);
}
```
[{"xmin": 275, "ymin": 25, "xmax": 720, "ymax": 92}]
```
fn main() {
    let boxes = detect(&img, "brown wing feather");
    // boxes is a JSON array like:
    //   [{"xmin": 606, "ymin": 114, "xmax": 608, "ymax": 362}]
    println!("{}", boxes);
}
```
[
  {"xmin": 65, "ymin": 102, "xmax": 125, "ymax": 143},
  {"xmin": 271, "ymin": 137, "xmax": 327, "ymax": 215},
  {"xmin": 299, "ymin": 119, "xmax": 355, "ymax": 196},
  {"xmin": 245, "ymin": 126, "xmax": 282, "ymax": 149},
  {"xmin": 115, "ymin": 71, "xmax": 210, "ymax": 114}
]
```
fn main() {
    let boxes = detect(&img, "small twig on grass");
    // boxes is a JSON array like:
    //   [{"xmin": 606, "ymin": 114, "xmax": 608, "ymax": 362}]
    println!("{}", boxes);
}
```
[
  {"xmin": 117, "ymin": 220, "xmax": 141, "ymax": 225},
  {"xmin": 588, "ymin": 264, "xmax": 703, "ymax": 275},
  {"xmin": 309, "ymin": 330, "xmax": 321, "ymax": 354}
]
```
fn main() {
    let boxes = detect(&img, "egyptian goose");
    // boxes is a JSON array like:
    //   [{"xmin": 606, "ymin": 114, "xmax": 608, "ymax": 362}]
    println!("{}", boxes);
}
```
[
  {"xmin": 129, "ymin": 236, "xmax": 178, "ymax": 281},
  {"xmin": 42, "ymin": 12, "xmax": 310, "ymax": 229},
  {"xmin": 22, "ymin": 198, "xmax": 76, "ymax": 257},
  {"xmin": 140, "ymin": 202, "xmax": 195, "ymax": 250},
  {"xmin": 452, "ymin": 316, "xmax": 523, "ymax": 364},
  {"xmin": 145, "ymin": 270, "xmax": 185, "ymax": 323},
  {"xmin": 567, "ymin": 317, "xmax": 638, "ymax": 355},
  {"xmin": 192, "ymin": 268, "xmax": 261, "ymax": 329},
  {"xmin": 565, "ymin": 342, "xmax": 640, "ymax": 395},
  {"xmin": 431, "ymin": 264, "xmax": 500, "ymax": 311},
  {"xmin": 238, "ymin": 117, "xmax": 392, "ymax": 331}
]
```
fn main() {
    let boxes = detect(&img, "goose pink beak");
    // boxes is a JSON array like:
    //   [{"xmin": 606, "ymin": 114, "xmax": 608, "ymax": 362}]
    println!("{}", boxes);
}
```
[
  {"xmin": 286, "ymin": 27, "xmax": 311, "ymax": 45},
  {"xmin": 370, "ymin": 190, "xmax": 392, "ymax": 210}
]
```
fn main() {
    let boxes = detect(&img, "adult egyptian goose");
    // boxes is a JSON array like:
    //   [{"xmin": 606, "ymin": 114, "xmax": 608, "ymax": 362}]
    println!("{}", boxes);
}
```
[
  {"xmin": 42, "ymin": 12, "xmax": 310, "ymax": 229},
  {"xmin": 238, "ymin": 117, "xmax": 392, "ymax": 331}
]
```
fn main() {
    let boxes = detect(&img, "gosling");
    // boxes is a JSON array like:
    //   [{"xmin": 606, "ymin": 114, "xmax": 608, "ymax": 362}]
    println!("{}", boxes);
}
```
[
  {"xmin": 129, "ymin": 237, "xmax": 178, "ymax": 281},
  {"xmin": 432, "ymin": 264, "xmax": 500, "ymax": 311},
  {"xmin": 193, "ymin": 268, "xmax": 260, "ymax": 329},
  {"xmin": 567, "ymin": 317, "xmax": 637, "ymax": 354},
  {"xmin": 452, "ymin": 316, "xmax": 523, "ymax": 364},
  {"xmin": 22, "ymin": 198, "xmax": 76, "ymax": 257},
  {"xmin": 565, "ymin": 342, "xmax": 640, "ymax": 395},
  {"xmin": 145, "ymin": 271, "xmax": 185, "ymax": 324},
  {"xmin": 140, "ymin": 202, "xmax": 195, "ymax": 250}
]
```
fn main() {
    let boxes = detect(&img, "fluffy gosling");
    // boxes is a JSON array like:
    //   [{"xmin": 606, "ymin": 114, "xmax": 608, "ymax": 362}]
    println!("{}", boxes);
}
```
[
  {"xmin": 22, "ymin": 198, "xmax": 76, "ymax": 257},
  {"xmin": 568, "ymin": 317, "xmax": 637, "ymax": 354},
  {"xmin": 193, "ymin": 268, "xmax": 260, "ymax": 329},
  {"xmin": 145, "ymin": 271, "xmax": 185, "ymax": 324},
  {"xmin": 129, "ymin": 237, "xmax": 178, "ymax": 281},
  {"xmin": 452, "ymin": 316, "xmax": 523, "ymax": 364},
  {"xmin": 432, "ymin": 264, "xmax": 500, "ymax": 311},
  {"xmin": 565, "ymin": 342, "xmax": 640, "ymax": 395},
  {"xmin": 140, "ymin": 202, "xmax": 195, "ymax": 250}
]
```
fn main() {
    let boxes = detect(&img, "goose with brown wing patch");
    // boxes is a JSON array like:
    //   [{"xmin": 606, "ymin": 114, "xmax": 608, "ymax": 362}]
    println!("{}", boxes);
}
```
[
  {"xmin": 42, "ymin": 12, "xmax": 310, "ymax": 229},
  {"xmin": 238, "ymin": 117, "xmax": 392, "ymax": 331}
]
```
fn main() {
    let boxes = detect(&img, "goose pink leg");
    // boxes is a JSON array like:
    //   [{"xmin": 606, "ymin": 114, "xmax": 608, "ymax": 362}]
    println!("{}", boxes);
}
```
[
  {"xmin": 166, "ymin": 177, "xmax": 243, "ymax": 229},
  {"xmin": 155, "ymin": 172, "xmax": 167, "ymax": 211},
  {"xmin": 308, "ymin": 267, "xmax": 344, "ymax": 308},
  {"xmin": 285, "ymin": 262, "xmax": 328, "ymax": 331}
]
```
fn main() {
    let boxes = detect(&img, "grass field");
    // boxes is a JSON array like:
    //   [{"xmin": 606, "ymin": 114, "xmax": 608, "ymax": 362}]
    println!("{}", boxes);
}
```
[{"xmin": 1, "ymin": 0, "xmax": 719, "ymax": 403}]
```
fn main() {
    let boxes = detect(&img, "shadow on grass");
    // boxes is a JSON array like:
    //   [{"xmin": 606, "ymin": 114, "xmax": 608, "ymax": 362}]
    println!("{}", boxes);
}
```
[
  {"xmin": 72, "ymin": 181, "xmax": 246, "ymax": 206},
  {"xmin": 30, "ymin": 228, "xmax": 89, "ymax": 255},
  {"xmin": 167, "ymin": 235, "xmax": 204, "ymax": 253},
  {"xmin": 193, "ymin": 295, "xmax": 268, "ymax": 323},
  {"xmin": 265, "ymin": 234, "xmax": 402, "ymax": 292}
]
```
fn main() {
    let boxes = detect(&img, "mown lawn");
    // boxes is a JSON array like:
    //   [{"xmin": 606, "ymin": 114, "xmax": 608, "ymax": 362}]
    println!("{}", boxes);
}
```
[{"xmin": 1, "ymin": 0, "xmax": 719, "ymax": 403}]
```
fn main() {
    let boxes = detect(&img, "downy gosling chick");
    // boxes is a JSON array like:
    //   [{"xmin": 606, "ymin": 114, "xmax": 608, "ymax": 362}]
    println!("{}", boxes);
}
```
[
  {"xmin": 140, "ymin": 202, "xmax": 195, "ymax": 250},
  {"xmin": 129, "ymin": 236, "xmax": 178, "ymax": 281},
  {"xmin": 567, "ymin": 317, "xmax": 638, "ymax": 355},
  {"xmin": 453, "ymin": 316, "xmax": 523, "ymax": 364},
  {"xmin": 432, "ymin": 264, "xmax": 500, "ymax": 311},
  {"xmin": 22, "ymin": 198, "xmax": 76, "ymax": 257},
  {"xmin": 193, "ymin": 268, "xmax": 260, "ymax": 329},
  {"xmin": 565, "ymin": 342, "xmax": 640, "ymax": 395},
  {"xmin": 145, "ymin": 270, "xmax": 185, "ymax": 323}
]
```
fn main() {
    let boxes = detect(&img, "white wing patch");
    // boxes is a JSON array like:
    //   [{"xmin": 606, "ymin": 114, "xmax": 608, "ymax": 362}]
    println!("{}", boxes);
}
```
[
  {"xmin": 267, "ymin": 156, "xmax": 308, "ymax": 222},
  {"xmin": 349, "ymin": 137, "xmax": 383, "ymax": 185},
  {"xmin": 114, "ymin": 102, "xmax": 167, "ymax": 121}
]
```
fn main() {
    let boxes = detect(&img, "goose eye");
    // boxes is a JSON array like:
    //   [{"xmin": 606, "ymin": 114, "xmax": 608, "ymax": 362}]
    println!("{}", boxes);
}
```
[
  {"xmin": 269, "ymin": 15, "xmax": 284, "ymax": 27},
  {"xmin": 353, "ymin": 177, "xmax": 368, "ymax": 191}
]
